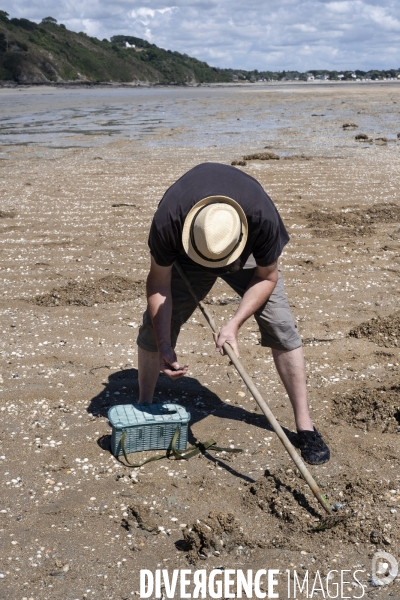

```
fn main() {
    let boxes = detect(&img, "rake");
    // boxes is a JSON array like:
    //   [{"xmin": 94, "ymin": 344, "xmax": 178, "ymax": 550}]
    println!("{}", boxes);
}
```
[{"xmin": 174, "ymin": 260, "xmax": 349, "ymax": 531}]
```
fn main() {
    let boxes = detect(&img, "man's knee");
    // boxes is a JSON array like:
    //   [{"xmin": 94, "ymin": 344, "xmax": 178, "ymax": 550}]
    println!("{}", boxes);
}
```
[
  {"xmin": 137, "ymin": 308, "xmax": 182, "ymax": 352},
  {"xmin": 136, "ymin": 308, "xmax": 158, "ymax": 352}
]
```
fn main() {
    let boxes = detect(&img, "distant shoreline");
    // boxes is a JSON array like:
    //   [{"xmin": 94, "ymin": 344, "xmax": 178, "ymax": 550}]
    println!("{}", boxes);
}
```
[{"xmin": 1, "ymin": 79, "xmax": 400, "ymax": 91}]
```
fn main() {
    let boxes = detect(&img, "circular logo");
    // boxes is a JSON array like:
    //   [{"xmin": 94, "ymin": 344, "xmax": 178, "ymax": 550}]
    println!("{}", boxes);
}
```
[{"xmin": 371, "ymin": 551, "xmax": 398, "ymax": 586}]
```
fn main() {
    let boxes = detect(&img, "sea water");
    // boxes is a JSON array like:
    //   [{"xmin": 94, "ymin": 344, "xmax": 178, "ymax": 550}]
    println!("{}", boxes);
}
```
[{"xmin": 0, "ymin": 82, "xmax": 398, "ymax": 156}]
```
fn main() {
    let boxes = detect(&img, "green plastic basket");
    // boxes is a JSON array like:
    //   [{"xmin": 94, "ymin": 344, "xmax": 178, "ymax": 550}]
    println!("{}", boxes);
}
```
[{"xmin": 108, "ymin": 403, "xmax": 190, "ymax": 457}]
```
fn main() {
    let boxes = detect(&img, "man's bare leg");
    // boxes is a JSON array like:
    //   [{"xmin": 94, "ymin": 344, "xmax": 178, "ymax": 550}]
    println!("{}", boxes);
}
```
[
  {"xmin": 138, "ymin": 346, "xmax": 160, "ymax": 403},
  {"xmin": 271, "ymin": 346, "xmax": 314, "ymax": 431}
]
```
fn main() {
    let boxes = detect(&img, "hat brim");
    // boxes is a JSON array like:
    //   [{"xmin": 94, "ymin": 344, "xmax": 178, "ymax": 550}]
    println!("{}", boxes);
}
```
[{"xmin": 182, "ymin": 195, "xmax": 248, "ymax": 268}]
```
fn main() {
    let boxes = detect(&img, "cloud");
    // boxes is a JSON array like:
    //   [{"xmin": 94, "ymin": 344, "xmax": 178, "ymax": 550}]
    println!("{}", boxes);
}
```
[
  {"xmin": 129, "ymin": 7, "xmax": 177, "ymax": 24},
  {"xmin": 291, "ymin": 24, "xmax": 318, "ymax": 32},
  {"xmin": 3, "ymin": 0, "xmax": 400, "ymax": 70},
  {"xmin": 327, "ymin": 2, "xmax": 356, "ymax": 14},
  {"xmin": 368, "ymin": 6, "xmax": 400, "ymax": 31}
]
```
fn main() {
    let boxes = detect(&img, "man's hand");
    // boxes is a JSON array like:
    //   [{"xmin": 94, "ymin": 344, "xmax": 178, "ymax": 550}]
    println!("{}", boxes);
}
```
[
  {"xmin": 213, "ymin": 262, "xmax": 278, "ymax": 359},
  {"xmin": 213, "ymin": 321, "xmax": 240, "ymax": 357},
  {"xmin": 159, "ymin": 344, "xmax": 188, "ymax": 379}
]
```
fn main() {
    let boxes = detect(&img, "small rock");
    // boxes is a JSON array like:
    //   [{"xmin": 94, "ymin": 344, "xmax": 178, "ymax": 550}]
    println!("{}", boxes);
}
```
[
  {"xmin": 243, "ymin": 152, "xmax": 280, "ymax": 161},
  {"xmin": 370, "ymin": 530, "xmax": 381, "ymax": 544}
]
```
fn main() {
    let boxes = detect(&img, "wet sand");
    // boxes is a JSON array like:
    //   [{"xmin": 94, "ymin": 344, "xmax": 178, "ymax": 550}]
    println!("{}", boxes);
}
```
[{"xmin": 0, "ymin": 83, "xmax": 399, "ymax": 599}]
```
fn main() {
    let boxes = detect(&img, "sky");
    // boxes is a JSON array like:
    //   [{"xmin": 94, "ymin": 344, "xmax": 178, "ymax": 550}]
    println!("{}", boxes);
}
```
[{"xmin": 3, "ymin": 0, "xmax": 400, "ymax": 72}]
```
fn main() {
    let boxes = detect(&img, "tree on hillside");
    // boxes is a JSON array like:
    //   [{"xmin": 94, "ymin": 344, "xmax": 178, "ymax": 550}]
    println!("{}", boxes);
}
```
[
  {"xmin": 9, "ymin": 17, "xmax": 37, "ymax": 31},
  {"xmin": 0, "ymin": 32, "xmax": 7, "ymax": 51},
  {"xmin": 41, "ymin": 16, "xmax": 57, "ymax": 25},
  {"xmin": 0, "ymin": 10, "xmax": 9, "ymax": 21}
]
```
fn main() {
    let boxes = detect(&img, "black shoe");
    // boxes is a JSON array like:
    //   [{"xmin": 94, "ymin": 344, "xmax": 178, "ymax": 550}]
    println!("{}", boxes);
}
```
[{"xmin": 297, "ymin": 427, "xmax": 330, "ymax": 465}]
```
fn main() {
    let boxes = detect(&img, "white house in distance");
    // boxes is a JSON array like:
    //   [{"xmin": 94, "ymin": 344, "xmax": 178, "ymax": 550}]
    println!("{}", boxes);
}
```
[{"xmin": 125, "ymin": 42, "xmax": 135, "ymax": 49}]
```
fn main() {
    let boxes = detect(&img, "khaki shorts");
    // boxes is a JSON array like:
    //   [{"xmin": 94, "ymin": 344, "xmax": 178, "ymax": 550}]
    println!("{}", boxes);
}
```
[{"xmin": 137, "ymin": 254, "xmax": 302, "ymax": 353}]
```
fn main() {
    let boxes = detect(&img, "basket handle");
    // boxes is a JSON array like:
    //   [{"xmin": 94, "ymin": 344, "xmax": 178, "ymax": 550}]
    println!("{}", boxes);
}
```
[{"xmin": 118, "ymin": 427, "xmax": 242, "ymax": 468}]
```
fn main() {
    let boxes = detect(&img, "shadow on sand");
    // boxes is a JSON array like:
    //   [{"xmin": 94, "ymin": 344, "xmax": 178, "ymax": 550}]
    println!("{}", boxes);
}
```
[
  {"xmin": 89, "ymin": 368, "xmax": 322, "ymax": 520},
  {"xmin": 88, "ymin": 367, "xmax": 300, "ymax": 446}
]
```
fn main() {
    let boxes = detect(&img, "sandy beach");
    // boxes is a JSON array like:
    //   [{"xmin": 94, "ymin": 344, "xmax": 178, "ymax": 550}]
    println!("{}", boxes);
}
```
[{"xmin": 0, "ymin": 82, "xmax": 399, "ymax": 599}]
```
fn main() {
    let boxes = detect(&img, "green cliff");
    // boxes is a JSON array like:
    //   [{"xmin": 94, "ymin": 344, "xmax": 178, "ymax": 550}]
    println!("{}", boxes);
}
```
[{"xmin": 0, "ymin": 13, "xmax": 231, "ymax": 84}]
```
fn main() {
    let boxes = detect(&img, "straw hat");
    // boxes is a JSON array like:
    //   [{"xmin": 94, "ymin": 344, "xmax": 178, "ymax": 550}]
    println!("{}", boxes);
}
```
[{"xmin": 182, "ymin": 195, "xmax": 248, "ymax": 268}]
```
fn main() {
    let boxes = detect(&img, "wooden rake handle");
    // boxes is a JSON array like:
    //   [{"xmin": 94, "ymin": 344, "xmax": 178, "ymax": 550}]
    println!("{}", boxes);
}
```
[{"xmin": 174, "ymin": 260, "xmax": 333, "ymax": 516}]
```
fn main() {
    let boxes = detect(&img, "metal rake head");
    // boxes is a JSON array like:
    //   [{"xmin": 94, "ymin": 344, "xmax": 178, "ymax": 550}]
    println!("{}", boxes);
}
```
[{"xmin": 312, "ymin": 512, "xmax": 354, "ymax": 532}]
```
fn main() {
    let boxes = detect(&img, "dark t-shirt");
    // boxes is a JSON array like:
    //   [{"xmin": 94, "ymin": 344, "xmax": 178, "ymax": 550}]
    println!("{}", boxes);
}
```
[{"xmin": 148, "ymin": 163, "xmax": 289, "ymax": 274}]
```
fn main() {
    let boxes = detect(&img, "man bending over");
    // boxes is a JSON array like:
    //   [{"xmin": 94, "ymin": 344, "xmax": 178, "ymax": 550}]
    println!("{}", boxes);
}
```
[{"xmin": 136, "ymin": 163, "xmax": 330, "ymax": 465}]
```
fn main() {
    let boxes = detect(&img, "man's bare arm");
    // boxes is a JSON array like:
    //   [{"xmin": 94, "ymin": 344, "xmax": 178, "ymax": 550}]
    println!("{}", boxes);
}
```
[
  {"xmin": 146, "ymin": 257, "xmax": 188, "ymax": 379},
  {"xmin": 214, "ymin": 262, "xmax": 278, "ymax": 356}
]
